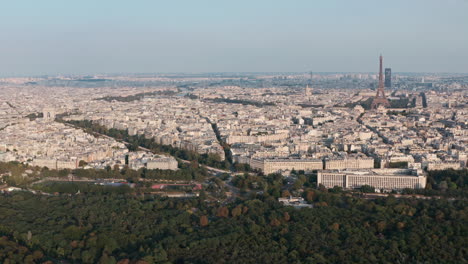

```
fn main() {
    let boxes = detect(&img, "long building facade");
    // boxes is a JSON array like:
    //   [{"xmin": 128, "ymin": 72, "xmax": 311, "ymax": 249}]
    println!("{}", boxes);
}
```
[
  {"xmin": 425, "ymin": 161, "xmax": 461, "ymax": 171},
  {"xmin": 318, "ymin": 168, "xmax": 426, "ymax": 191},
  {"xmin": 324, "ymin": 158, "xmax": 374, "ymax": 170},
  {"xmin": 251, "ymin": 158, "xmax": 323, "ymax": 174},
  {"xmin": 31, "ymin": 158, "xmax": 78, "ymax": 170},
  {"xmin": 146, "ymin": 157, "xmax": 178, "ymax": 170}
]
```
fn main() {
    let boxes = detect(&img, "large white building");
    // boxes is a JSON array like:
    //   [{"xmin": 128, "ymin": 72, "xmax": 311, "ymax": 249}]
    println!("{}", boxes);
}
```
[
  {"xmin": 250, "ymin": 158, "xmax": 323, "ymax": 174},
  {"xmin": 146, "ymin": 157, "xmax": 178, "ymax": 170},
  {"xmin": 227, "ymin": 133, "xmax": 289, "ymax": 144},
  {"xmin": 32, "ymin": 158, "xmax": 77, "ymax": 170},
  {"xmin": 324, "ymin": 157, "xmax": 374, "ymax": 170},
  {"xmin": 425, "ymin": 161, "xmax": 461, "ymax": 171},
  {"xmin": 318, "ymin": 168, "xmax": 426, "ymax": 191}
]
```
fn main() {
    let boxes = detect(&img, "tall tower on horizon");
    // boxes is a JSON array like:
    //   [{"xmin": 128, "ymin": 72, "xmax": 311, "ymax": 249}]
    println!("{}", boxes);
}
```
[
  {"xmin": 371, "ymin": 55, "xmax": 390, "ymax": 109},
  {"xmin": 305, "ymin": 72, "xmax": 312, "ymax": 97}
]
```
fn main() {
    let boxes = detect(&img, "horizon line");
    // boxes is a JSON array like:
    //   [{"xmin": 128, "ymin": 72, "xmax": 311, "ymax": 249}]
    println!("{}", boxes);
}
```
[{"xmin": 2, "ymin": 71, "xmax": 468, "ymax": 78}]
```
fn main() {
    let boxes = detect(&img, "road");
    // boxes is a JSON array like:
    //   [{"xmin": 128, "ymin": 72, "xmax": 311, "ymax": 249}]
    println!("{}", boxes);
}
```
[
  {"xmin": 67, "ymin": 122, "xmax": 232, "ymax": 174},
  {"xmin": 64, "ymin": 122, "xmax": 242, "ymax": 198}
]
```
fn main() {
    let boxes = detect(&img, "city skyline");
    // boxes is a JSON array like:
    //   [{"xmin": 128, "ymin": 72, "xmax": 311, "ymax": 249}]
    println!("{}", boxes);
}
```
[
  {"xmin": 0, "ymin": 1, "xmax": 466, "ymax": 263},
  {"xmin": 1, "ymin": 0, "xmax": 467, "ymax": 75}
]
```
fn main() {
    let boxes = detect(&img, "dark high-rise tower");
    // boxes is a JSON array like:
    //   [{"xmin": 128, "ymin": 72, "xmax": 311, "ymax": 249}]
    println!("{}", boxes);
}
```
[
  {"xmin": 385, "ymin": 68, "xmax": 391, "ymax": 88},
  {"xmin": 371, "ymin": 55, "xmax": 390, "ymax": 109}
]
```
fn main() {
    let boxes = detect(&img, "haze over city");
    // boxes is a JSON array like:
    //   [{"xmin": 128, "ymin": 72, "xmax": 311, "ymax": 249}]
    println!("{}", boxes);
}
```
[{"xmin": 1, "ymin": 0, "xmax": 468, "ymax": 76}]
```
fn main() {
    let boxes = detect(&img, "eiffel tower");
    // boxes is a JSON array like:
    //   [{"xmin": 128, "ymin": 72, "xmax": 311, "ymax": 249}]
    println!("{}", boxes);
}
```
[
  {"xmin": 305, "ymin": 72, "xmax": 312, "ymax": 97},
  {"xmin": 371, "ymin": 55, "xmax": 390, "ymax": 109}
]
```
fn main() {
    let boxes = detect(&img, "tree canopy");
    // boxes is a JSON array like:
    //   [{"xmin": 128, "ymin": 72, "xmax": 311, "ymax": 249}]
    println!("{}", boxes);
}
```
[{"xmin": 0, "ymin": 190, "xmax": 466, "ymax": 263}]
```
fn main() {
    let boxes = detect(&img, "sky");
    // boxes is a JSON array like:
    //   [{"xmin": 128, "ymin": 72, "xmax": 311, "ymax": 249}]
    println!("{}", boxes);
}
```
[{"xmin": 0, "ymin": 0, "xmax": 467, "ymax": 76}]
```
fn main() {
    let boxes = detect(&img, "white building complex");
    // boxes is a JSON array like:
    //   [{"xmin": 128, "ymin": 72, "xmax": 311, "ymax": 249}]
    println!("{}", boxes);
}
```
[
  {"xmin": 32, "ymin": 159, "xmax": 77, "ymax": 170},
  {"xmin": 227, "ymin": 132, "xmax": 289, "ymax": 144},
  {"xmin": 250, "ymin": 158, "xmax": 323, "ymax": 174},
  {"xmin": 146, "ymin": 157, "xmax": 178, "ymax": 170},
  {"xmin": 324, "ymin": 157, "xmax": 374, "ymax": 170},
  {"xmin": 425, "ymin": 161, "xmax": 461, "ymax": 171},
  {"xmin": 318, "ymin": 168, "xmax": 427, "ymax": 191}
]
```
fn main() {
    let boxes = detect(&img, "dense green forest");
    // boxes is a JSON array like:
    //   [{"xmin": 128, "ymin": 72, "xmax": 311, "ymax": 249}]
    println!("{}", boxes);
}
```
[
  {"xmin": 402, "ymin": 169, "xmax": 468, "ymax": 198},
  {"xmin": 0, "ymin": 190, "xmax": 466, "ymax": 263},
  {"xmin": 32, "ymin": 182, "xmax": 133, "ymax": 195},
  {"xmin": 1, "ymin": 147, "xmax": 467, "ymax": 263}
]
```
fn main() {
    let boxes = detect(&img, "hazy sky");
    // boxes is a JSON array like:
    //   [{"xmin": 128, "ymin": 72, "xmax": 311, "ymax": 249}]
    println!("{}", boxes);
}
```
[{"xmin": 1, "ymin": 0, "xmax": 467, "ymax": 75}]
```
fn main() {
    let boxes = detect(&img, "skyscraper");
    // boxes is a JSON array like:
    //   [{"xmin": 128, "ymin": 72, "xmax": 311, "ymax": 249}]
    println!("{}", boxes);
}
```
[{"xmin": 385, "ymin": 68, "xmax": 391, "ymax": 88}]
